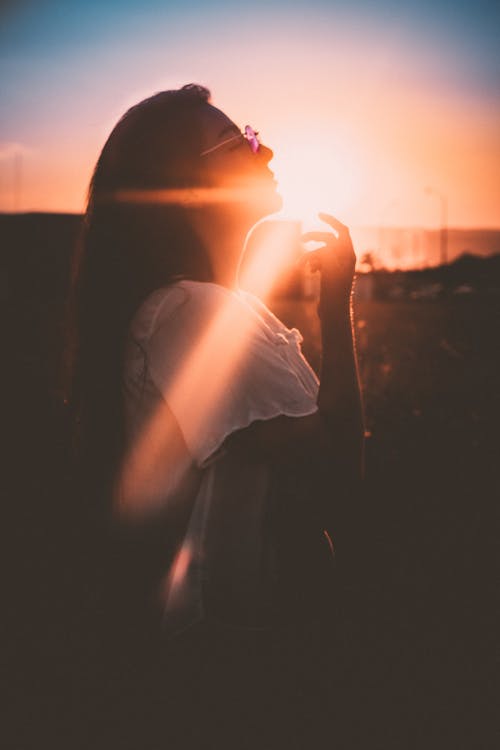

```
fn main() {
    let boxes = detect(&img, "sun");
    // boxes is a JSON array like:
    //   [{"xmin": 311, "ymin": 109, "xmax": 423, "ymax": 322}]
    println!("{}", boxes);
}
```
[{"xmin": 270, "ymin": 125, "xmax": 363, "ymax": 231}]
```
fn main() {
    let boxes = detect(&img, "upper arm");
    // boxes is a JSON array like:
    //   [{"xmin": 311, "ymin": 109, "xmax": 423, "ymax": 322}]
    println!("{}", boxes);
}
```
[
  {"xmin": 228, "ymin": 411, "xmax": 333, "ymax": 464},
  {"xmin": 227, "ymin": 408, "xmax": 362, "ymax": 505}
]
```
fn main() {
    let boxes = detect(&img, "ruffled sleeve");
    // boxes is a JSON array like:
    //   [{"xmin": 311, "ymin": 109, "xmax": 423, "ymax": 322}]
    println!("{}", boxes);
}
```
[{"xmin": 132, "ymin": 281, "xmax": 319, "ymax": 467}]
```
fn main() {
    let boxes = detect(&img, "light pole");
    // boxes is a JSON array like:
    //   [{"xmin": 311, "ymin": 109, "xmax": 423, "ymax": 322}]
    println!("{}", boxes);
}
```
[
  {"xmin": 378, "ymin": 199, "xmax": 400, "ymax": 269},
  {"xmin": 424, "ymin": 186, "xmax": 448, "ymax": 266}
]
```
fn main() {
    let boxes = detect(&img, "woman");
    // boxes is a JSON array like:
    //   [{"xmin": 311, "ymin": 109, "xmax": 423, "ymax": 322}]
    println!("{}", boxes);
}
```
[{"xmin": 67, "ymin": 83, "xmax": 363, "ymax": 748}]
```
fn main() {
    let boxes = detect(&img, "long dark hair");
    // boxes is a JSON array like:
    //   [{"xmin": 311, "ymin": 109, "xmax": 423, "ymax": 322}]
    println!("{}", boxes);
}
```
[{"xmin": 65, "ymin": 84, "xmax": 213, "ymax": 498}]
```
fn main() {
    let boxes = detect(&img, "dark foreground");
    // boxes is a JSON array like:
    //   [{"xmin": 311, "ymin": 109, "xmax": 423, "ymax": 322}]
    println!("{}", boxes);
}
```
[
  {"xmin": 276, "ymin": 296, "xmax": 498, "ymax": 749},
  {"xmin": 4, "ymin": 228, "xmax": 497, "ymax": 748}
]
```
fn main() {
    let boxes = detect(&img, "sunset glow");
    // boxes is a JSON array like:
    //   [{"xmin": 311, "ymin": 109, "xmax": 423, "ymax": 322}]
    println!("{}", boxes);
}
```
[
  {"xmin": 273, "ymin": 126, "xmax": 364, "ymax": 230},
  {"xmin": 1, "ymin": 0, "xmax": 498, "ymax": 240}
]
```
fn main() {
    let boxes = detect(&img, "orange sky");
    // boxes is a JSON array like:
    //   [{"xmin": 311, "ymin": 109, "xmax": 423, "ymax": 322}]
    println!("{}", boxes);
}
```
[{"xmin": 1, "ymin": 1, "xmax": 499, "ymax": 231}]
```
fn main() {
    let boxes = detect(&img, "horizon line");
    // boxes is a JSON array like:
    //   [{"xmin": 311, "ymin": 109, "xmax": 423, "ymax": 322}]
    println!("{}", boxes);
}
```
[{"xmin": 1, "ymin": 210, "xmax": 499, "ymax": 233}]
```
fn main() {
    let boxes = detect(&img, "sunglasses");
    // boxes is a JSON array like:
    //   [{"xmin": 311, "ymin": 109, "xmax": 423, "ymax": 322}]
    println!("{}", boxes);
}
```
[{"xmin": 200, "ymin": 125, "xmax": 260, "ymax": 157}]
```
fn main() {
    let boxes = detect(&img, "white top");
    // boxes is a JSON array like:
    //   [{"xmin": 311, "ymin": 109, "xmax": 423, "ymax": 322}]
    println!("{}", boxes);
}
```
[{"xmin": 123, "ymin": 280, "xmax": 319, "ymax": 633}]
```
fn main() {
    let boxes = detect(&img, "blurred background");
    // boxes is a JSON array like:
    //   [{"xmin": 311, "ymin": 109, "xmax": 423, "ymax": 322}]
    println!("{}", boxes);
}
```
[{"xmin": 2, "ymin": 1, "xmax": 498, "ymax": 748}]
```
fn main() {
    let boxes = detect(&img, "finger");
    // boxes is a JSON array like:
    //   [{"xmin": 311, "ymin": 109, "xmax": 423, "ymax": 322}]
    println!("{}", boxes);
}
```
[
  {"xmin": 318, "ymin": 212, "xmax": 349, "ymax": 234},
  {"xmin": 301, "ymin": 231, "xmax": 332, "ymax": 244}
]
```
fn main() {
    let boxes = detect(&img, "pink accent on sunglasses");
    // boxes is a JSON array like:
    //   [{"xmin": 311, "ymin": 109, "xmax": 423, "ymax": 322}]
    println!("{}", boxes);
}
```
[{"xmin": 200, "ymin": 125, "xmax": 260, "ymax": 157}]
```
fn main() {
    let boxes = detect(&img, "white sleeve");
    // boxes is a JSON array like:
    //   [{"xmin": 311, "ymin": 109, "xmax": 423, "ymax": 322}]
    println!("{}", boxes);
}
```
[{"xmin": 144, "ymin": 283, "xmax": 319, "ymax": 467}]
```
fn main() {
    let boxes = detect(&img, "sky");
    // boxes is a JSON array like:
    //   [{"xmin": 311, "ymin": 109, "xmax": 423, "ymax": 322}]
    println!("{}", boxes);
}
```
[{"xmin": 1, "ymin": 0, "xmax": 499, "ymax": 231}]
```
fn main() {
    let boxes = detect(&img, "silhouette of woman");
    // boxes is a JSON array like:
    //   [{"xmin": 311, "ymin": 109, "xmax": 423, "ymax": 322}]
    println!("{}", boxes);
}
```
[{"xmin": 66, "ymin": 83, "xmax": 363, "ymax": 749}]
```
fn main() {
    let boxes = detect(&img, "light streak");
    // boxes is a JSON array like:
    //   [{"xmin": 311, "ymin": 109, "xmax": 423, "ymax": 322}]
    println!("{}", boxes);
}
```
[
  {"xmin": 118, "ymin": 221, "xmax": 294, "ymax": 537},
  {"xmin": 110, "ymin": 186, "xmax": 273, "ymax": 206}
]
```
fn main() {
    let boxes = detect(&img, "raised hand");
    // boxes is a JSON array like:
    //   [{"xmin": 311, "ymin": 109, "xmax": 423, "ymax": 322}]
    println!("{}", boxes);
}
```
[{"xmin": 301, "ymin": 213, "xmax": 356, "ymax": 314}]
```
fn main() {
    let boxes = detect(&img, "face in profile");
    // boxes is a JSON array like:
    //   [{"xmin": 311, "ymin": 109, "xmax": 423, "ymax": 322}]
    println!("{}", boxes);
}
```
[{"xmin": 197, "ymin": 104, "xmax": 282, "ymax": 220}]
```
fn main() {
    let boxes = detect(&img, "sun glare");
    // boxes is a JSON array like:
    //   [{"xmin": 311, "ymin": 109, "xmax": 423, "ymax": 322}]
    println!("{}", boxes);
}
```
[
  {"xmin": 240, "ymin": 220, "xmax": 302, "ymax": 298},
  {"xmin": 272, "ymin": 126, "xmax": 363, "ymax": 231}
]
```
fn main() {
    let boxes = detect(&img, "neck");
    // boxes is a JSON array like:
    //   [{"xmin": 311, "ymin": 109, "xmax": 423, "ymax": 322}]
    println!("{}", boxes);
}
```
[
  {"xmin": 195, "ymin": 210, "xmax": 253, "ymax": 289},
  {"xmin": 208, "ymin": 242, "xmax": 241, "ymax": 288}
]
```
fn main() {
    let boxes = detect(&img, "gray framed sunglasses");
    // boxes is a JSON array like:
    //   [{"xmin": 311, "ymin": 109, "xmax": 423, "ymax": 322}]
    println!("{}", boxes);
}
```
[{"xmin": 200, "ymin": 125, "xmax": 260, "ymax": 157}]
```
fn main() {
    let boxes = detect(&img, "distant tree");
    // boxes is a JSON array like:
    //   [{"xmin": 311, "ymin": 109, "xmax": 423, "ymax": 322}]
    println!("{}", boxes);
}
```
[{"xmin": 359, "ymin": 251, "xmax": 378, "ymax": 272}]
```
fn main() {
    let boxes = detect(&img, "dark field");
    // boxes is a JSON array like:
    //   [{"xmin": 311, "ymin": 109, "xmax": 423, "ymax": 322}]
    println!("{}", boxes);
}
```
[
  {"xmin": 4, "ymin": 215, "xmax": 497, "ymax": 748},
  {"xmin": 275, "ymin": 296, "xmax": 497, "ymax": 748}
]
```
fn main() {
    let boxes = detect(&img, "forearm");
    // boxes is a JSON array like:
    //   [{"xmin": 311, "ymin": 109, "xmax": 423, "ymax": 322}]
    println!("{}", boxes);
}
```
[{"xmin": 317, "ymin": 293, "xmax": 364, "ymax": 483}]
